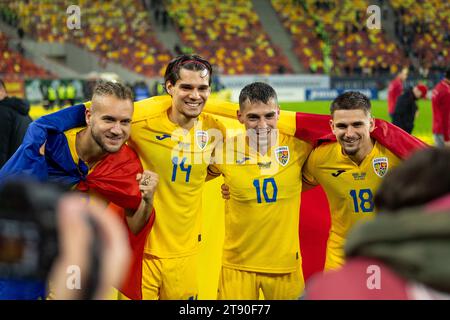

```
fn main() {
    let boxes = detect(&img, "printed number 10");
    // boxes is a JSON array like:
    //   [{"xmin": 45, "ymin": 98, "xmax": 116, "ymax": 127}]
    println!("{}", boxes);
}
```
[{"xmin": 253, "ymin": 178, "xmax": 278, "ymax": 203}]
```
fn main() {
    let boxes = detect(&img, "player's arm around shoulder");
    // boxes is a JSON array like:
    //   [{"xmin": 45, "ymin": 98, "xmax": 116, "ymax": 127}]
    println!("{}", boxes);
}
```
[
  {"xmin": 125, "ymin": 170, "xmax": 159, "ymax": 235},
  {"xmin": 301, "ymin": 143, "xmax": 319, "ymax": 191},
  {"xmin": 205, "ymin": 128, "xmax": 227, "ymax": 182},
  {"xmin": 206, "ymin": 164, "xmax": 222, "ymax": 182}
]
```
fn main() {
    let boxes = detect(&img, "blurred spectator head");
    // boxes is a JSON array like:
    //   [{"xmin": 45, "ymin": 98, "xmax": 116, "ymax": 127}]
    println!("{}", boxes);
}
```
[
  {"xmin": 164, "ymin": 54, "xmax": 212, "ymax": 91},
  {"xmin": 375, "ymin": 147, "xmax": 450, "ymax": 212},
  {"xmin": 445, "ymin": 66, "xmax": 450, "ymax": 80},
  {"xmin": 399, "ymin": 67, "xmax": 409, "ymax": 81},
  {"xmin": 413, "ymin": 83, "xmax": 428, "ymax": 99}
]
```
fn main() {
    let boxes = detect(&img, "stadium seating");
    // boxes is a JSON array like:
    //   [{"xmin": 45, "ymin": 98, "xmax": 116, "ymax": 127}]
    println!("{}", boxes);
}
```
[
  {"xmin": 165, "ymin": 0, "xmax": 293, "ymax": 75},
  {"xmin": 2, "ymin": 0, "xmax": 445, "ymax": 77},
  {"xmin": 271, "ymin": 0, "xmax": 408, "ymax": 75},
  {"xmin": 271, "ymin": 0, "xmax": 324, "ymax": 73},
  {"xmin": 4, "ymin": 0, "xmax": 171, "ymax": 77},
  {"xmin": 0, "ymin": 31, "xmax": 52, "ymax": 77},
  {"xmin": 391, "ymin": 0, "xmax": 450, "ymax": 74}
]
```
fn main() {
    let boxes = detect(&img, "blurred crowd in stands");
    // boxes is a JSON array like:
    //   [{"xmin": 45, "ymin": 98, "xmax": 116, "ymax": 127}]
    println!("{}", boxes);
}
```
[
  {"xmin": 0, "ymin": 0, "xmax": 448, "ymax": 79},
  {"xmin": 391, "ymin": 0, "xmax": 450, "ymax": 77},
  {"xmin": 165, "ymin": 0, "xmax": 292, "ymax": 75},
  {"xmin": 0, "ymin": 31, "xmax": 51, "ymax": 77},
  {"xmin": 1, "ymin": 0, "xmax": 171, "ymax": 77},
  {"xmin": 272, "ymin": 0, "xmax": 408, "ymax": 76}
]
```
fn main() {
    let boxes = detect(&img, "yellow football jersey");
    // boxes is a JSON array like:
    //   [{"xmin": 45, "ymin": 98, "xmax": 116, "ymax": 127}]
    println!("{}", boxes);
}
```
[
  {"xmin": 209, "ymin": 133, "xmax": 312, "ymax": 273},
  {"xmin": 302, "ymin": 141, "xmax": 401, "ymax": 270},
  {"xmin": 129, "ymin": 110, "xmax": 226, "ymax": 258},
  {"xmin": 64, "ymin": 127, "xmax": 107, "ymax": 207},
  {"xmin": 64, "ymin": 127, "xmax": 84, "ymax": 166}
]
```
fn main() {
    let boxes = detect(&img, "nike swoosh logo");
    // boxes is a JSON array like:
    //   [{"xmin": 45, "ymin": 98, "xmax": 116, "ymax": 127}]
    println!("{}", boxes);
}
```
[
  {"xmin": 156, "ymin": 134, "xmax": 171, "ymax": 140},
  {"xmin": 331, "ymin": 170, "xmax": 346, "ymax": 177},
  {"xmin": 236, "ymin": 157, "xmax": 251, "ymax": 164}
]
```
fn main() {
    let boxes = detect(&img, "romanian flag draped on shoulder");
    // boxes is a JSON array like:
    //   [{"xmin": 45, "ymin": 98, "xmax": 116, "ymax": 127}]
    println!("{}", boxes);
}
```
[
  {"xmin": 0, "ymin": 102, "xmax": 142, "ymax": 210},
  {"xmin": 0, "ymin": 102, "xmax": 147, "ymax": 300}
]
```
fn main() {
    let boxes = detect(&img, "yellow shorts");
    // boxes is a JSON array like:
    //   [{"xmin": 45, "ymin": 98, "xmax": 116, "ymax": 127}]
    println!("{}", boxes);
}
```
[
  {"xmin": 217, "ymin": 266, "xmax": 304, "ymax": 300},
  {"xmin": 141, "ymin": 253, "xmax": 198, "ymax": 300}
]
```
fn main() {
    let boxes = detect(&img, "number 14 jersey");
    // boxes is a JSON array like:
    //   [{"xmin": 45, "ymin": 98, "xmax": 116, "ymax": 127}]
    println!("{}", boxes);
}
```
[{"xmin": 129, "ymin": 110, "xmax": 225, "ymax": 258}]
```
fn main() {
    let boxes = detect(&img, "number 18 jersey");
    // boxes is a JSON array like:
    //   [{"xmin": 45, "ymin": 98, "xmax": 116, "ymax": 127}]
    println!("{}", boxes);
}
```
[{"xmin": 302, "ymin": 141, "xmax": 401, "ymax": 270}]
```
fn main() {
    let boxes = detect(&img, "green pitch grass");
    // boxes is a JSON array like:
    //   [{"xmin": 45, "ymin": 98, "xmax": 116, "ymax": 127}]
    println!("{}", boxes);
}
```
[{"xmin": 280, "ymin": 100, "xmax": 434, "ymax": 145}]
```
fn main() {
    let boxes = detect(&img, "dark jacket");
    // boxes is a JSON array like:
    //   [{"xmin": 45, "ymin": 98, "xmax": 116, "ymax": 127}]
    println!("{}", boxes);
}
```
[
  {"xmin": 0, "ymin": 96, "xmax": 32, "ymax": 168},
  {"xmin": 392, "ymin": 87, "xmax": 418, "ymax": 134}
]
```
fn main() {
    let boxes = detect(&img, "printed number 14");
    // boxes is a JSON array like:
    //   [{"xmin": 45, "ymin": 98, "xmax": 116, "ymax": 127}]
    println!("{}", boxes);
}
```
[{"xmin": 172, "ymin": 157, "xmax": 192, "ymax": 182}]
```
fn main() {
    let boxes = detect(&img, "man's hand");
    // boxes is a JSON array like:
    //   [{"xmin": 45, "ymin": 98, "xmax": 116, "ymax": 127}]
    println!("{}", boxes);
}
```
[
  {"xmin": 124, "ymin": 171, "xmax": 159, "ymax": 235},
  {"xmin": 137, "ymin": 170, "xmax": 159, "ymax": 206},
  {"xmin": 221, "ymin": 183, "xmax": 230, "ymax": 200},
  {"xmin": 49, "ymin": 194, "xmax": 131, "ymax": 300}
]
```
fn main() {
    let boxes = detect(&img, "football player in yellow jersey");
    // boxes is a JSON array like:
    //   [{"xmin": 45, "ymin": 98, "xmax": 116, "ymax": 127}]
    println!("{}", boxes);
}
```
[
  {"xmin": 60, "ymin": 82, "xmax": 157, "ymax": 234},
  {"xmin": 302, "ymin": 91, "xmax": 402, "ymax": 271},
  {"xmin": 8, "ymin": 82, "xmax": 158, "ymax": 300},
  {"xmin": 52, "ymin": 83, "xmax": 158, "ymax": 300},
  {"xmin": 128, "ymin": 55, "xmax": 226, "ymax": 300},
  {"xmin": 208, "ymin": 82, "xmax": 313, "ymax": 299}
]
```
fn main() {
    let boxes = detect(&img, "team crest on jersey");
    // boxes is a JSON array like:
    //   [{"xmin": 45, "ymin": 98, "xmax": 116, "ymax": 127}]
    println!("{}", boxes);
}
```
[
  {"xmin": 372, "ymin": 157, "xmax": 388, "ymax": 177},
  {"xmin": 195, "ymin": 130, "xmax": 209, "ymax": 150},
  {"xmin": 274, "ymin": 146, "xmax": 290, "ymax": 166}
]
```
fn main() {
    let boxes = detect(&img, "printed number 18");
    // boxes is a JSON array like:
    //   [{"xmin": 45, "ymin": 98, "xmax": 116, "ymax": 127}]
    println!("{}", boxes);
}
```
[{"xmin": 349, "ymin": 188, "xmax": 374, "ymax": 213}]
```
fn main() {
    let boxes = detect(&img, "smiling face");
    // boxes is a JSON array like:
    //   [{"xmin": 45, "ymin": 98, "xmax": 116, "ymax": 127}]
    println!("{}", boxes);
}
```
[
  {"xmin": 331, "ymin": 109, "xmax": 375, "ymax": 161},
  {"xmin": 238, "ymin": 97, "xmax": 280, "ymax": 150},
  {"xmin": 86, "ymin": 95, "xmax": 133, "ymax": 153},
  {"xmin": 238, "ymin": 97, "xmax": 280, "ymax": 133},
  {"xmin": 166, "ymin": 68, "xmax": 211, "ymax": 120}
]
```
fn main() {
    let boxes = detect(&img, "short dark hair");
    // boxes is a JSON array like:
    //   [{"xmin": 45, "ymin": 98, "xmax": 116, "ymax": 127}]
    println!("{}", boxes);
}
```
[
  {"xmin": 164, "ymin": 54, "xmax": 212, "ymax": 90},
  {"xmin": 375, "ymin": 147, "xmax": 450, "ymax": 212},
  {"xmin": 92, "ymin": 81, "xmax": 133, "ymax": 101},
  {"xmin": 330, "ymin": 91, "xmax": 371, "ymax": 116},
  {"xmin": 239, "ymin": 82, "xmax": 278, "ymax": 110}
]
